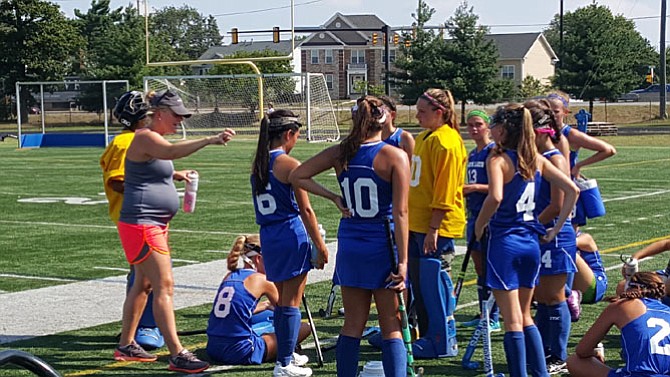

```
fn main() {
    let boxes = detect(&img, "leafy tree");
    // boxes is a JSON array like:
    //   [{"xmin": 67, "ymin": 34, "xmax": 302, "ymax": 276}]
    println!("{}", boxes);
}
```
[
  {"xmin": 519, "ymin": 75, "xmax": 548, "ymax": 99},
  {"xmin": 442, "ymin": 1, "xmax": 507, "ymax": 124},
  {"xmin": 544, "ymin": 4, "xmax": 656, "ymax": 112},
  {"xmin": 391, "ymin": 0, "xmax": 448, "ymax": 104},
  {"xmin": 0, "ymin": 0, "xmax": 82, "ymax": 119},
  {"xmin": 150, "ymin": 5, "xmax": 222, "ymax": 61}
]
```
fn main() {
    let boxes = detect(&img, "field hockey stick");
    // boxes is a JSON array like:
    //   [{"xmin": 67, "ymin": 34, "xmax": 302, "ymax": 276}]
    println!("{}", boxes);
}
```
[
  {"xmin": 302, "ymin": 294, "xmax": 324, "ymax": 367},
  {"xmin": 320, "ymin": 326, "xmax": 380, "ymax": 352},
  {"xmin": 461, "ymin": 293, "xmax": 495, "ymax": 370},
  {"xmin": 319, "ymin": 282, "xmax": 338, "ymax": 318},
  {"xmin": 454, "ymin": 235, "xmax": 475, "ymax": 307},
  {"xmin": 384, "ymin": 218, "xmax": 416, "ymax": 377},
  {"xmin": 177, "ymin": 328, "xmax": 206, "ymax": 336}
]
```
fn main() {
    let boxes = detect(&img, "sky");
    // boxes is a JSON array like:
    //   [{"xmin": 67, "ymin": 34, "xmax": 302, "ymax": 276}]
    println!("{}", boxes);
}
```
[{"xmin": 53, "ymin": 0, "xmax": 668, "ymax": 50}]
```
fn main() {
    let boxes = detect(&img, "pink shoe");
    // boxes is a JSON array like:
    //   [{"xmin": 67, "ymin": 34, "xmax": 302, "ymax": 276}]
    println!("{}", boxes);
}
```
[{"xmin": 567, "ymin": 290, "xmax": 582, "ymax": 322}]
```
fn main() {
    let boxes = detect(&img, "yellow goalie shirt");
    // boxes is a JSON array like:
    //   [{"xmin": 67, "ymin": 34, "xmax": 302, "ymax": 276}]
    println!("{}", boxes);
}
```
[
  {"xmin": 409, "ymin": 124, "xmax": 467, "ymax": 238},
  {"xmin": 100, "ymin": 130, "xmax": 135, "ymax": 224}
]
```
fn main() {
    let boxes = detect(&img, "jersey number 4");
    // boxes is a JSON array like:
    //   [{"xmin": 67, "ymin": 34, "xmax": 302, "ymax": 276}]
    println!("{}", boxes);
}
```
[
  {"xmin": 213, "ymin": 286, "xmax": 236, "ymax": 318},
  {"xmin": 516, "ymin": 182, "xmax": 536, "ymax": 222}
]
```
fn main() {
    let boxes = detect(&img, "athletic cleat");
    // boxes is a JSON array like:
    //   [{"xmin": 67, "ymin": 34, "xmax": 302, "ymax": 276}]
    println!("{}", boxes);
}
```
[
  {"xmin": 273, "ymin": 361, "xmax": 313, "ymax": 377},
  {"xmin": 546, "ymin": 356, "xmax": 568, "ymax": 375},
  {"xmin": 460, "ymin": 315, "xmax": 481, "ymax": 328},
  {"xmin": 168, "ymin": 349, "xmax": 209, "ymax": 374},
  {"xmin": 567, "ymin": 290, "xmax": 582, "ymax": 322},
  {"xmin": 292, "ymin": 352, "xmax": 309, "ymax": 367},
  {"xmin": 114, "ymin": 341, "xmax": 157, "ymax": 362},
  {"xmin": 135, "ymin": 327, "xmax": 164, "ymax": 350},
  {"xmin": 489, "ymin": 319, "xmax": 501, "ymax": 332}
]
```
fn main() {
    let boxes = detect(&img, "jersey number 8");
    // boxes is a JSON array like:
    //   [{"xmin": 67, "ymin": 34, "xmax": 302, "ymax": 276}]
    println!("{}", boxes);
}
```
[{"xmin": 213, "ymin": 286, "xmax": 236, "ymax": 318}]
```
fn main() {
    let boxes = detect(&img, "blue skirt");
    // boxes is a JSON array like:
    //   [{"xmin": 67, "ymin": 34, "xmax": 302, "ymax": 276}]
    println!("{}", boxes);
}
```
[{"xmin": 260, "ymin": 216, "xmax": 312, "ymax": 283}]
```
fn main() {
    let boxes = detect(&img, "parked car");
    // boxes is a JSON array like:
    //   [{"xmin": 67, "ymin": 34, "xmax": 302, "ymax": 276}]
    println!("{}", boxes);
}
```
[{"xmin": 619, "ymin": 84, "xmax": 670, "ymax": 102}]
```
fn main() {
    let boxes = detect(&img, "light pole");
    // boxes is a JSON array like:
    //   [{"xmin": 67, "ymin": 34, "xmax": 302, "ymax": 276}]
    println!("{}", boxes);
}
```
[
  {"xmin": 660, "ymin": 0, "xmax": 667, "ymax": 119},
  {"xmin": 559, "ymin": 0, "xmax": 564, "ymax": 69}
]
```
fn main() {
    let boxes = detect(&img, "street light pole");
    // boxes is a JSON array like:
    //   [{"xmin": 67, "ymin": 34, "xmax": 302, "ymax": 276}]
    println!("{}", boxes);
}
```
[{"xmin": 660, "ymin": 0, "xmax": 667, "ymax": 119}]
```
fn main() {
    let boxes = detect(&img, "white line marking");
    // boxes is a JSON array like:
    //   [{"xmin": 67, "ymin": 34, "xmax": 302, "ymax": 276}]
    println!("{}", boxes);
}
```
[
  {"xmin": 0, "ymin": 273, "xmax": 76, "ymax": 282},
  {"xmin": 637, "ymin": 217, "xmax": 648, "ymax": 221},
  {"xmin": 603, "ymin": 189, "xmax": 670, "ymax": 203},
  {"xmin": 204, "ymin": 250, "xmax": 228, "ymax": 253},
  {"xmin": 0, "ymin": 220, "xmax": 242, "ymax": 236},
  {"xmin": 172, "ymin": 258, "xmax": 199, "ymax": 264},
  {"xmin": 93, "ymin": 267, "xmax": 127, "ymax": 272},
  {"xmin": 603, "ymin": 224, "xmax": 615, "ymax": 227},
  {"xmin": 456, "ymin": 300, "xmax": 480, "ymax": 311},
  {"xmin": 654, "ymin": 214, "xmax": 664, "ymax": 218},
  {"xmin": 621, "ymin": 220, "xmax": 631, "ymax": 223}
]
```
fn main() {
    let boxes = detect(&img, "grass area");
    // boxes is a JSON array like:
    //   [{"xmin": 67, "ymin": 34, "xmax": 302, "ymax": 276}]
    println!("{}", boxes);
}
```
[{"xmin": 0, "ymin": 135, "xmax": 669, "ymax": 376}]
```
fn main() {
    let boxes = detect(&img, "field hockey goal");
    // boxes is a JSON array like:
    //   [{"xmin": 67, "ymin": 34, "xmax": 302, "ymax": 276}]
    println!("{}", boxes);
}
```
[
  {"xmin": 15, "ymin": 80, "xmax": 129, "ymax": 148},
  {"xmin": 143, "ymin": 73, "xmax": 340, "ymax": 142}
]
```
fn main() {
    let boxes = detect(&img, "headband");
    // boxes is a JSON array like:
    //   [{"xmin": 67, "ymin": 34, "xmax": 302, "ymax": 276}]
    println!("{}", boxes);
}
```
[
  {"xmin": 351, "ymin": 102, "xmax": 387, "ymax": 124},
  {"xmin": 269, "ymin": 116, "xmax": 301, "ymax": 130},
  {"xmin": 467, "ymin": 109, "xmax": 490, "ymax": 123},
  {"xmin": 237, "ymin": 242, "xmax": 261, "ymax": 271},
  {"xmin": 547, "ymin": 93, "xmax": 569, "ymax": 108},
  {"xmin": 420, "ymin": 92, "xmax": 447, "ymax": 111}
]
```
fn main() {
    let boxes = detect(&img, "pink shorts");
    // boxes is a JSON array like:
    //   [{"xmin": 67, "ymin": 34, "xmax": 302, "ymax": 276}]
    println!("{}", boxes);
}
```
[{"xmin": 117, "ymin": 221, "xmax": 170, "ymax": 265}]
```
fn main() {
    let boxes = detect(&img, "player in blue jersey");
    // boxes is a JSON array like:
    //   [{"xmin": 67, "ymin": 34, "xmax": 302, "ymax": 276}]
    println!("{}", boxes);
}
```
[
  {"xmin": 378, "ymin": 96, "xmax": 414, "ymax": 160},
  {"xmin": 525, "ymin": 99, "xmax": 577, "ymax": 374},
  {"xmin": 475, "ymin": 104, "xmax": 579, "ymax": 377},
  {"xmin": 572, "ymin": 232, "xmax": 608, "ymax": 307},
  {"xmin": 206, "ymin": 234, "xmax": 311, "ymax": 366},
  {"xmin": 290, "ymin": 96, "xmax": 410, "ymax": 377},
  {"xmin": 615, "ymin": 238, "xmax": 670, "ymax": 304},
  {"xmin": 460, "ymin": 109, "xmax": 500, "ymax": 331},
  {"xmin": 251, "ymin": 109, "xmax": 328, "ymax": 377},
  {"xmin": 568, "ymin": 271, "xmax": 670, "ymax": 377}
]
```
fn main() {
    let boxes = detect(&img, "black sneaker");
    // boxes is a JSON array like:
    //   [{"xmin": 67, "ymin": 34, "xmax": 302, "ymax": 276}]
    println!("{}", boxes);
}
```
[
  {"xmin": 168, "ymin": 349, "xmax": 209, "ymax": 374},
  {"xmin": 546, "ymin": 356, "xmax": 568, "ymax": 375},
  {"xmin": 113, "ymin": 341, "xmax": 157, "ymax": 362}
]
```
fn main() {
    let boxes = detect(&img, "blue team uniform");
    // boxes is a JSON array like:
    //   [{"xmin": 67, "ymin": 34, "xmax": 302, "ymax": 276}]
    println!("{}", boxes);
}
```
[
  {"xmin": 251, "ymin": 150, "xmax": 311, "ymax": 282},
  {"xmin": 466, "ymin": 142, "xmax": 495, "ymax": 249},
  {"xmin": 610, "ymin": 298, "xmax": 670, "ymax": 377},
  {"xmin": 384, "ymin": 127, "xmax": 404, "ymax": 148},
  {"xmin": 334, "ymin": 141, "xmax": 394, "ymax": 289},
  {"xmin": 561, "ymin": 125, "xmax": 589, "ymax": 226},
  {"xmin": 486, "ymin": 150, "xmax": 545, "ymax": 291},
  {"xmin": 206, "ymin": 269, "xmax": 267, "ymax": 365},
  {"xmin": 580, "ymin": 249, "xmax": 607, "ymax": 304},
  {"xmin": 536, "ymin": 149, "xmax": 577, "ymax": 276}
]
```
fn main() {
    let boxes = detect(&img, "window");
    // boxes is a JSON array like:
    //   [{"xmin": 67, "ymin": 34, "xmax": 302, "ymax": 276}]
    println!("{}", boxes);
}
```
[
  {"xmin": 311, "ymin": 50, "xmax": 319, "ymax": 64},
  {"xmin": 382, "ymin": 49, "xmax": 396, "ymax": 63},
  {"xmin": 351, "ymin": 50, "xmax": 365, "ymax": 64},
  {"xmin": 501, "ymin": 65, "xmax": 515, "ymax": 80},
  {"xmin": 325, "ymin": 74, "xmax": 333, "ymax": 90},
  {"xmin": 325, "ymin": 50, "xmax": 333, "ymax": 64}
]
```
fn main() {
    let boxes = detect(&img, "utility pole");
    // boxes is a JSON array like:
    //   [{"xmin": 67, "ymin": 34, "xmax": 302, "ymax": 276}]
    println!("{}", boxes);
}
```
[
  {"xmin": 661, "ymin": 0, "xmax": 667, "ymax": 119},
  {"xmin": 559, "ymin": 0, "xmax": 564, "ymax": 68},
  {"xmin": 382, "ymin": 25, "xmax": 391, "ymax": 96}
]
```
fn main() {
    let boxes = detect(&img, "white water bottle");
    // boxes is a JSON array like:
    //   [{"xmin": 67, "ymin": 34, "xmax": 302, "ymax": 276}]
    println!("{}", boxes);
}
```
[
  {"xmin": 623, "ymin": 257, "xmax": 638, "ymax": 281},
  {"xmin": 311, "ymin": 224, "xmax": 326, "ymax": 266},
  {"xmin": 183, "ymin": 171, "xmax": 199, "ymax": 213}
]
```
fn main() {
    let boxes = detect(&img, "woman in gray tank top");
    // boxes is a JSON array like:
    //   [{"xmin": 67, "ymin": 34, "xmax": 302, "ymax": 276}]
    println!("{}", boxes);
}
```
[{"xmin": 114, "ymin": 89, "xmax": 235, "ymax": 374}]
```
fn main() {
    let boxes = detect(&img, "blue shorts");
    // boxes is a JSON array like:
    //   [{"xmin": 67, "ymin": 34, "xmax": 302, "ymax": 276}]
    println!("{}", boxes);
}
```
[
  {"xmin": 260, "ymin": 216, "xmax": 312, "ymax": 283},
  {"xmin": 608, "ymin": 368, "xmax": 668, "ymax": 377},
  {"xmin": 486, "ymin": 224, "xmax": 541, "ymax": 291},
  {"xmin": 466, "ymin": 218, "xmax": 483, "ymax": 252},
  {"xmin": 573, "ymin": 198, "xmax": 587, "ymax": 226},
  {"xmin": 334, "ymin": 220, "xmax": 394, "ymax": 289},
  {"xmin": 207, "ymin": 334, "xmax": 266, "ymax": 365},
  {"xmin": 408, "ymin": 231, "xmax": 456, "ymax": 260}
]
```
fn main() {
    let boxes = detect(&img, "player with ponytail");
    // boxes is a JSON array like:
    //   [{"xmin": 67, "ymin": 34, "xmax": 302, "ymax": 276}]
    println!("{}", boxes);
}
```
[{"xmin": 568, "ymin": 271, "xmax": 670, "ymax": 377}]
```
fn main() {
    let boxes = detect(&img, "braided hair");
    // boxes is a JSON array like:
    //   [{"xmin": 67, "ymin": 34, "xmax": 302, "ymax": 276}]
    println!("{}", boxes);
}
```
[
  {"xmin": 609, "ymin": 271, "xmax": 666, "ymax": 302},
  {"xmin": 227, "ymin": 234, "xmax": 262, "ymax": 272}
]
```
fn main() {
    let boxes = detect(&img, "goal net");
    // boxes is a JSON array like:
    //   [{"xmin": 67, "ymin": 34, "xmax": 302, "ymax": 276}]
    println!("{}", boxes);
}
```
[{"xmin": 143, "ymin": 73, "xmax": 340, "ymax": 142}]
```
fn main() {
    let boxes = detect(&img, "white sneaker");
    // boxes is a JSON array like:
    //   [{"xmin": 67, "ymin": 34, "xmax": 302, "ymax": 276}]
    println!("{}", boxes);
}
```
[
  {"xmin": 273, "ymin": 361, "xmax": 313, "ymax": 377},
  {"xmin": 291, "ymin": 352, "xmax": 309, "ymax": 367}
]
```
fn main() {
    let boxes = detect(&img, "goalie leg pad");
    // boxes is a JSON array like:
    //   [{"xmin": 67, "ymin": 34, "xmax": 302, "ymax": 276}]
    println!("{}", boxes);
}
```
[{"xmin": 411, "ymin": 258, "xmax": 457, "ymax": 358}]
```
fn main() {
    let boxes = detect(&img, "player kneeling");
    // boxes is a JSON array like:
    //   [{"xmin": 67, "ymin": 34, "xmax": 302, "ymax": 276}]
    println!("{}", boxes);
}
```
[{"xmin": 206, "ymin": 235, "xmax": 311, "ymax": 370}]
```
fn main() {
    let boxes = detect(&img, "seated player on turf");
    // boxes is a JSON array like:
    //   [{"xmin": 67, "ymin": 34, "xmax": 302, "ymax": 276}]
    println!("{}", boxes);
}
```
[
  {"xmin": 569, "ymin": 232, "xmax": 608, "ymax": 320},
  {"xmin": 206, "ymin": 235, "xmax": 311, "ymax": 366},
  {"xmin": 567, "ymin": 271, "xmax": 670, "ymax": 377}
]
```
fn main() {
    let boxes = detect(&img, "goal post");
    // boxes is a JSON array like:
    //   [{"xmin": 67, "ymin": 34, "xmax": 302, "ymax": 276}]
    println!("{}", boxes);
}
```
[{"xmin": 143, "ymin": 73, "xmax": 339, "ymax": 142}]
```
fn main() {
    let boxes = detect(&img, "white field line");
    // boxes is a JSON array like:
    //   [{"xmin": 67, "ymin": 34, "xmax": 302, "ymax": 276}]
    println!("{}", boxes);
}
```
[
  {"xmin": 602, "ymin": 189, "xmax": 670, "ymax": 203},
  {"xmin": 0, "ymin": 273, "xmax": 76, "ymax": 282},
  {"xmin": 93, "ymin": 267, "xmax": 127, "ymax": 272},
  {"xmin": 172, "ymin": 258, "xmax": 199, "ymax": 264},
  {"xmin": 0, "ymin": 220, "xmax": 242, "ymax": 235},
  {"xmin": 204, "ymin": 250, "xmax": 228, "ymax": 253}
]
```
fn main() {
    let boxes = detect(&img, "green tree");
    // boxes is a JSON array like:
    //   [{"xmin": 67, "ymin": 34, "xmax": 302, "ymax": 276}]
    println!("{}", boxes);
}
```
[
  {"xmin": 0, "ymin": 0, "xmax": 82, "ymax": 119},
  {"xmin": 519, "ymin": 75, "xmax": 548, "ymax": 99},
  {"xmin": 545, "ymin": 4, "xmax": 656, "ymax": 112},
  {"xmin": 391, "ymin": 0, "xmax": 448, "ymax": 104},
  {"xmin": 150, "ymin": 5, "xmax": 222, "ymax": 61},
  {"xmin": 442, "ymin": 1, "xmax": 507, "ymax": 124}
]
